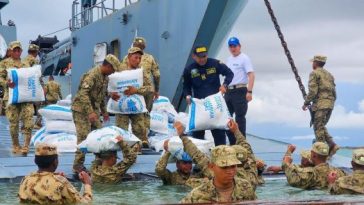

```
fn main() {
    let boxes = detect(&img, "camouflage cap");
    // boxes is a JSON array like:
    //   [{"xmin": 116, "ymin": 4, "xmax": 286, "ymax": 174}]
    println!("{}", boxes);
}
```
[
  {"xmin": 300, "ymin": 150, "xmax": 311, "ymax": 160},
  {"xmin": 311, "ymin": 142, "xmax": 329, "ymax": 156},
  {"xmin": 35, "ymin": 143, "xmax": 58, "ymax": 156},
  {"xmin": 104, "ymin": 54, "xmax": 120, "ymax": 70},
  {"xmin": 28, "ymin": 44, "xmax": 39, "ymax": 51},
  {"xmin": 211, "ymin": 145, "xmax": 241, "ymax": 167},
  {"xmin": 352, "ymin": 149, "xmax": 364, "ymax": 166},
  {"xmin": 231, "ymin": 145, "xmax": 247, "ymax": 162},
  {"xmin": 9, "ymin": 41, "xmax": 22, "ymax": 50},
  {"xmin": 133, "ymin": 37, "xmax": 146, "ymax": 45},
  {"xmin": 310, "ymin": 55, "xmax": 327, "ymax": 63},
  {"xmin": 128, "ymin": 47, "xmax": 144, "ymax": 55}
]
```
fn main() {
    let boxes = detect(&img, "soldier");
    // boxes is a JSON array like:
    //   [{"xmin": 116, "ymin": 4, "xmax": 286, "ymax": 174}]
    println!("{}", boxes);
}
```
[
  {"xmin": 328, "ymin": 149, "xmax": 364, "ymax": 195},
  {"xmin": 0, "ymin": 41, "xmax": 34, "ymax": 154},
  {"xmin": 91, "ymin": 136, "xmax": 138, "ymax": 184},
  {"xmin": 23, "ymin": 44, "xmax": 40, "ymax": 66},
  {"xmin": 114, "ymin": 47, "xmax": 152, "ymax": 148},
  {"xmin": 183, "ymin": 45, "xmax": 234, "ymax": 145},
  {"xmin": 176, "ymin": 120, "xmax": 260, "ymax": 188},
  {"xmin": 0, "ymin": 48, "xmax": 12, "ymax": 115},
  {"xmin": 71, "ymin": 54, "xmax": 119, "ymax": 173},
  {"xmin": 180, "ymin": 145, "xmax": 256, "ymax": 203},
  {"xmin": 44, "ymin": 75, "xmax": 62, "ymax": 104},
  {"xmin": 302, "ymin": 55, "xmax": 339, "ymax": 157},
  {"xmin": 155, "ymin": 138, "xmax": 207, "ymax": 187},
  {"xmin": 18, "ymin": 143, "xmax": 92, "ymax": 204},
  {"xmin": 33, "ymin": 75, "xmax": 63, "ymax": 129},
  {"xmin": 267, "ymin": 145, "xmax": 313, "ymax": 174},
  {"xmin": 122, "ymin": 37, "xmax": 160, "ymax": 139},
  {"xmin": 282, "ymin": 142, "xmax": 346, "ymax": 190}
]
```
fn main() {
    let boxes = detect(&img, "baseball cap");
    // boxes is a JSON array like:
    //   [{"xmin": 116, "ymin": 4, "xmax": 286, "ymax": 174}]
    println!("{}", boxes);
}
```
[
  {"xmin": 193, "ymin": 45, "xmax": 208, "ymax": 57},
  {"xmin": 228, "ymin": 37, "xmax": 240, "ymax": 46}
]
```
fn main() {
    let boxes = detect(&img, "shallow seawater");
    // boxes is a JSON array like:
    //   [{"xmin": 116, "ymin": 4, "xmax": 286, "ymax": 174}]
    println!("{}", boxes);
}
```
[{"xmin": 2, "ymin": 178, "xmax": 364, "ymax": 204}]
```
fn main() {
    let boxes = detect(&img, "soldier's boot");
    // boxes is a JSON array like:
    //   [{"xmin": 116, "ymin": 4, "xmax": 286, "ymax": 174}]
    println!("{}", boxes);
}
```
[
  {"xmin": 142, "ymin": 129, "xmax": 149, "ymax": 149},
  {"xmin": 11, "ymin": 134, "xmax": 22, "ymax": 154},
  {"xmin": 21, "ymin": 134, "xmax": 31, "ymax": 155},
  {"xmin": 327, "ymin": 138, "xmax": 340, "ymax": 158}
]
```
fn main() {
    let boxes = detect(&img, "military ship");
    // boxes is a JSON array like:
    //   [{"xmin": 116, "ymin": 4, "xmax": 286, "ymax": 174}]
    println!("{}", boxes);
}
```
[
  {"xmin": 0, "ymin": 0, "xmax": 361, "ymax": 204},
  {"xmin": 0, "ymin": 0, "xmax": 16, "ymax": 58}
]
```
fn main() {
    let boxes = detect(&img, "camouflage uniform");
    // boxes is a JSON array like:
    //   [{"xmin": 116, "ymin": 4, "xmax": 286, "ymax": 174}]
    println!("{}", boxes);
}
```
[
  {"xmin": 155, "ymin": 151, "xmax": 200, "ymax": 186},
  {"xmin": 304, "ymin": 55, "xmax": 336, "ymax": 145},
  {"xmin": 122, "ymin": 37, "xmax": 161, "ymax": 131},
  {"xmin": 71, "ymin": 54, "xmax": 119, "ymax": 171},
  {"xmin": 91, "ymin": 141, "xmax": 138, "ymax": 184},
  {"xmin": 116, "ymin": 47, "xmax": 152, "ymax": 142},
  {"xmin": 234, "ymin": 130, "xmax": 260, "ymax": 186},
  {"xmin": 0, "ymin": 41, "xmax": 34, "ymax": 154},
  {"xmin": 329, "ymin": 149, "xmax": 364, "ymax": 195},
  {"xmin": 283, "ymin": 142, "xmax": 346, "ymax": 190},
  {"xmin": 23, "ymin": 55, "xmax": 39, "ymax": 67},
  {"xmin": 45, "ymin": 80, "xmax": 62, "ymax": 104},
  {"xmin": 18, "ymin": 143, "xmax": 92, "ymax": 204},
  {"xmin": 180, "ymin": 145, "xmax": 256, "ymax": 203}
]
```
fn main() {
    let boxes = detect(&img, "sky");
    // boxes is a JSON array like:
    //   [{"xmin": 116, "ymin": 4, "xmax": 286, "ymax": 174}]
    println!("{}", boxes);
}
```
[{"xmin": 2, "ymin": 0, "xmax": 363, "ymax": 148}]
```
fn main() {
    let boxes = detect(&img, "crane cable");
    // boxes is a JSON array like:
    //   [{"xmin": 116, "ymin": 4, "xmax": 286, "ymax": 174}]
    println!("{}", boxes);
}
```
[{"xmin": 263, "ymin": 0, "xmax": 314, "ymax": 126}]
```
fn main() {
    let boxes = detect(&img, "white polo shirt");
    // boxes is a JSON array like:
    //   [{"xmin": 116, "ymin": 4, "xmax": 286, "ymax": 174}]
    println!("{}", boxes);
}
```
[{"xmin": 226, "ymin": 52, "xmax": 254, "ymax": 86}]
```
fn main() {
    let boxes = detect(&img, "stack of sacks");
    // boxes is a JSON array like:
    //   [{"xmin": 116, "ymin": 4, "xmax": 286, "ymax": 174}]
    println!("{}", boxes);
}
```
[
  {"xmin": 38, "ymin": 104, "xmax": 76, "ymax": 134},
  {"xmin": 7, "ymin": 65, "xmax": 45, "ymax": 105},
  {"xmin": 107, "ymin": 69, "xmax": 148, "ymax": 114},
  {"xmin": 31, "ymin": 127, "xmax": 77, "ymax": 152},
  {"xmin": 186, "ymin": 92, "xmax": 231, "ymax": 132},
  {"xmin": 78, "ymin": 126, "xmax": 140, "ymax": 153},
  {"xmin": 57, "ymin": 94, "xmax": 72, "ymax": 106},
  {"xmin": 150, "ymin": 96, "xmax": 179, "ymax": 136},
  {"xmin": 31, "ymin": 104, "xmax": 77, "ymax": 152},
  {"xmin": 159, "ymin": 136, "xmax": 215, "ymax": 163}
]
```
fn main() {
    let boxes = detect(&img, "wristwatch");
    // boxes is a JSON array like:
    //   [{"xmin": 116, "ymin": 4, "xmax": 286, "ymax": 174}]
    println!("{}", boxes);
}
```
[{"xmin": 247, "ymin": 90, "xmax": 253, "ymax": 94}]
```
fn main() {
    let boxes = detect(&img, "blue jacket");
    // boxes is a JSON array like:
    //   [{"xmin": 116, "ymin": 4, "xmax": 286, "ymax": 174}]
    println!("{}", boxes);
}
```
[{"xmin": 183, "ymin": 58, "xmax": 234, "ymax": 99}]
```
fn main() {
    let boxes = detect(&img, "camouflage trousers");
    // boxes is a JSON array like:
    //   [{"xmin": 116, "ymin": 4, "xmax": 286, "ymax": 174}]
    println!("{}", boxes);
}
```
[
  {"xmin": 313, "ymin": 109, "xmax": 333, "ymax": 143},
  {"xmin": 6, "ymin": 103, "xmax": 34, "ymax": 149},
  {"xmin": 115, "ymin": 113, "xmax": 147, "ymax": 142},
  {"xmin": 72, "ymin": 110, "xmax": 102, "ymax": 171},
  {"xmin": 144, "ymin": 92, "xmax": 154, "ymax": 130}
]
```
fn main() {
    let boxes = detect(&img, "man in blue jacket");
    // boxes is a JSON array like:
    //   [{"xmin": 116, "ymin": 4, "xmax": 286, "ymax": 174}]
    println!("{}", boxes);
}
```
[{"xmin": 183, "ymin": 45, "xmax": 234, "ymax": 145}]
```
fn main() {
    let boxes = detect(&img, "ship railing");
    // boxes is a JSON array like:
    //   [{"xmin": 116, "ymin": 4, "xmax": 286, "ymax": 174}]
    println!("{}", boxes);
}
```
[{"xmin": 69, "ymin": 0, "xmax": 138, "ymax": 31}]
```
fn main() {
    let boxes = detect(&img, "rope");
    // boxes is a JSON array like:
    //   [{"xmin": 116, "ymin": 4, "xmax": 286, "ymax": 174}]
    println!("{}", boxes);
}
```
[{"xmin": 263, "ymin": 0, "xmax": 314, "ymax": 126}]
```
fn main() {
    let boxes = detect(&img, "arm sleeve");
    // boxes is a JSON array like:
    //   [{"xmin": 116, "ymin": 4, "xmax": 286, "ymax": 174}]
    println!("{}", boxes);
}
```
[
  {"xmin": 155, "ymin": 151, "xmax": 173, "ymax": 184},
  {"xmin": 151, "ymin": 58, "xmax": 160, "ymax": 92},
  {"xmin": 283, "ymin": 164, "xmax": 315, "ymax": 189},
  {"xmin": 57, "ymin": 84, "xmax": 63, "ymax": 99},
  {"xmin": 62, "ymin": 181, "xmax": 92, "ymax": 204},
  {"xmin": 234, "ymin": 130, "xmax": 254, "ymax": 155},
  {"xmin": 78, "ymin": 75, "xmax": 96, "ymax": 115},
  {"xmin": 182, "ymin": 136, "xmax": 212, "ymax": 178},
  {"xmin": 0, "ymin": 66, "xmax": 7, "ymax": 88},
  {"xmin": 114, "ymin": 141, "xmax": 137, "ymax": 175},
  {"xmin": 182, "ymin": 67, "xmax": 192, "ymax": 97},
  {"xmin": 243, "ymin": 55, "xmax": 254, "ymax": 73},
  {"xmin": 217, "ymin": 61, "xmax": 234, "ymax": 86},
  {"xmin": 304, "ymin": 72, "xmax": 318, "ymax": 105}
]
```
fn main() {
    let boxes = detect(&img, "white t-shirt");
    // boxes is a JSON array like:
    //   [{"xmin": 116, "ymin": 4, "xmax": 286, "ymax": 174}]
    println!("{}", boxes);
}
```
[{"xmin": 226, "ymin": 53, "xmax": 254, "ymax": 86}]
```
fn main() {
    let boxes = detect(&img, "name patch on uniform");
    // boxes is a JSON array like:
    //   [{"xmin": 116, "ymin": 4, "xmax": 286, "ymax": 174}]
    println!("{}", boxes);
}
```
[
  {"xmin": 206, "ymin": 67, "xmax": 216, "ymax": 75},
  {"xmin": 191, "ymin": 69, "xmax": 200, "ymax": 78}
]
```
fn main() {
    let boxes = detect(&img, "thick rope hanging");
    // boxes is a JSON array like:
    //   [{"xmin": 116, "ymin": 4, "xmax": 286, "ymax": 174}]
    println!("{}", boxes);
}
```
[{"xmin": 264, "ymin": 0, "xmax": 314, "ymax": 126}]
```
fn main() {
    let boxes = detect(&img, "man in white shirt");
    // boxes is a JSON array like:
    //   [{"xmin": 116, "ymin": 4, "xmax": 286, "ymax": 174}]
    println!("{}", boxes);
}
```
[{"xmin": 225, "ymin": 37, "xmax": 255, "ymax": 144}]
